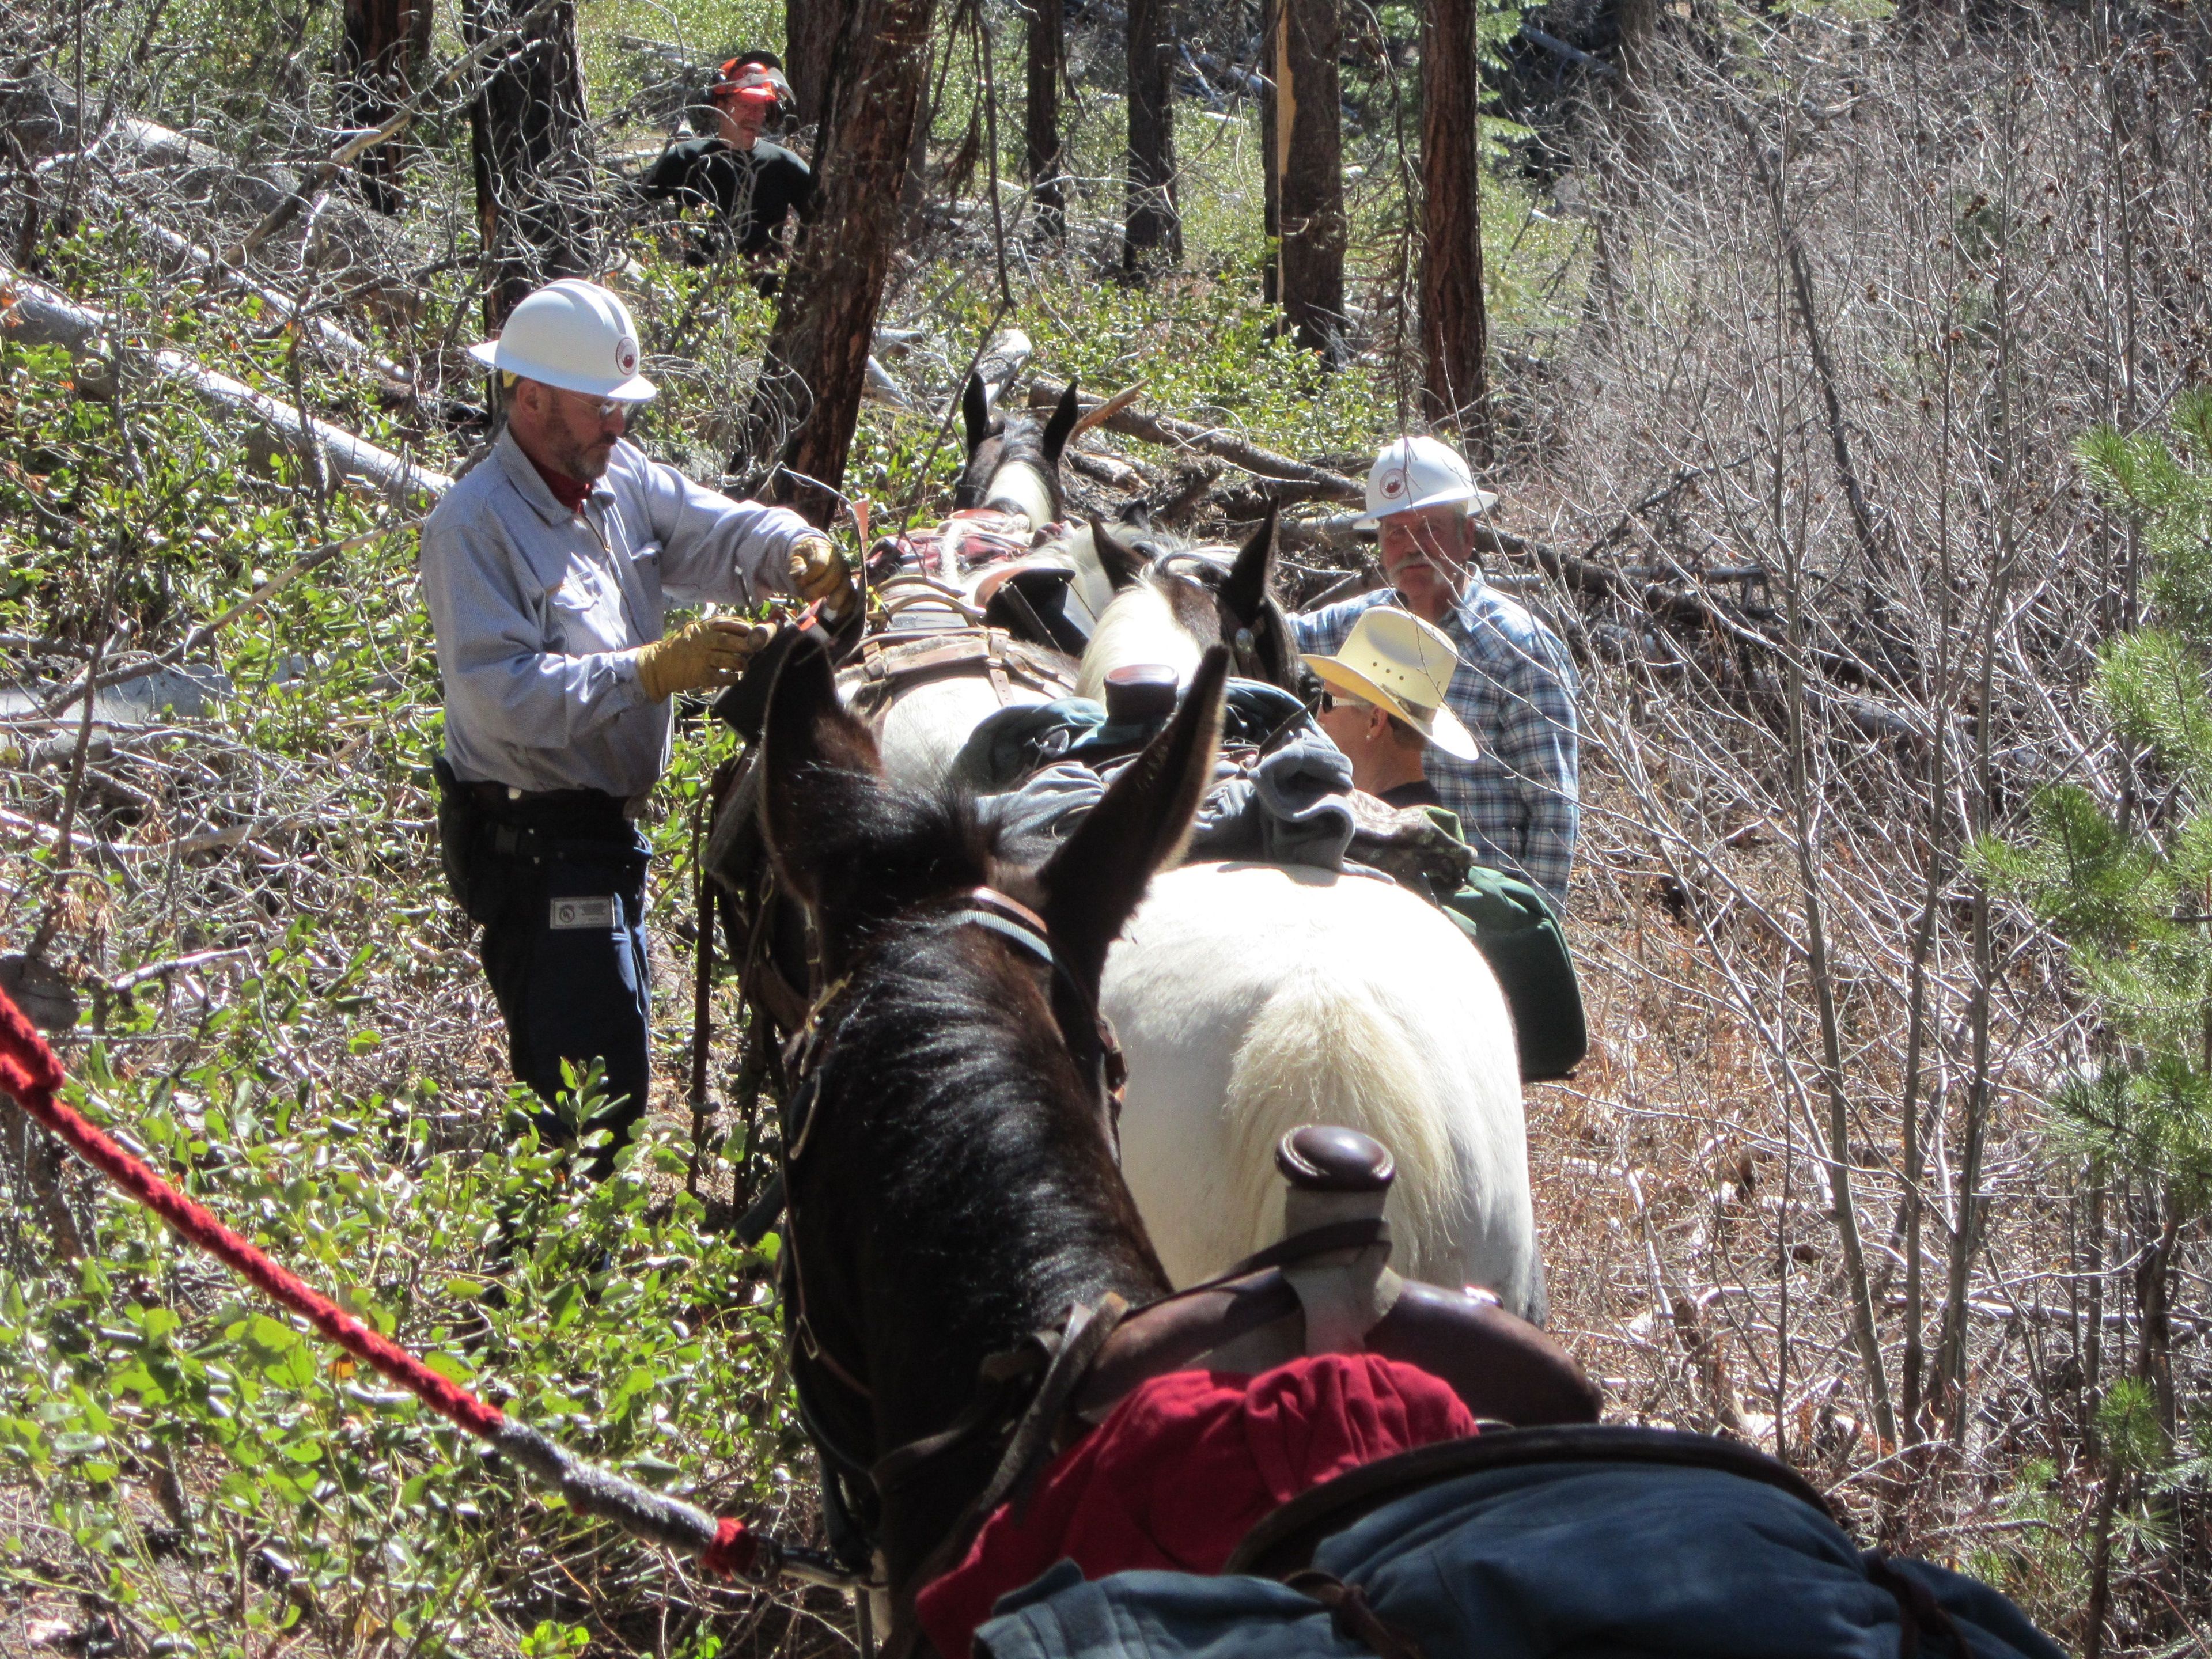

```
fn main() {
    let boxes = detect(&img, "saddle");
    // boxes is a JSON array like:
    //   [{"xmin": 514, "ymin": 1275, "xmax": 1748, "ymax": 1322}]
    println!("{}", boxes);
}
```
[
  {"xmin": 840, "ymin": 627, "xmax": 1080, "ymax": 728},
  {"xmin": 1069, "ymin": 1126, "xmax": 1571, "ymax": 1430}
]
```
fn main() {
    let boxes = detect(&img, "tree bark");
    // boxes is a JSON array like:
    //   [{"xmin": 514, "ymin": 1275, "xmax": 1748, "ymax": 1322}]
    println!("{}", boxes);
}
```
[
  {"xmin": 1612, "ymin": 0, "xmax": 1657, "ymax": 172},
  {"xmin": 1266, "ymin": 0, "xmax": 1346, "ymax": 353},
  {"xmin": 336, "ymin": 0, "xmax": 434, "ymax": 213},
  {"xmin": 786, "ymin": 0, "xmax": 842, "ymax": 144},
  {"xmin": 736, "ymin": 0, "xmax": 940, "ymax": 521},
  {"xmin": 1025, "ymin": 0, "xmax": 1066, "ymax": 236},
  {"xmin": 463, "ymin": 0, "xmax": 595, "ymax": 331},
  {"xmin": 1123, "ymin": 0, "xmax": 1181, "ymax": 268},
  {"xmin": 1418, "ymin": 0, "xmax": 1490, "ymax": 453}
]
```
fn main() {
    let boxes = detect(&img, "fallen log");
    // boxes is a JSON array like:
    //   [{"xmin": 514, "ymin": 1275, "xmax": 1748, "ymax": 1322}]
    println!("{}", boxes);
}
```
[
  {"xmin": 3, "ymin": 73, "xmax": 292, "ymax": 216},
  {"xmin": 2, "ymin": 263, "xmax": 450, "ymax": 505},
  {"xmin": 137, "ymin": 222, "xmax": 412, "ymax": 387},
  {"xmin": 1065, "ymin": 446, "xmax": 1147, "ymax": 493},
  {"xmin": 974, "ymin": 326, "xmax": 1032, "ymax": 405},
  {"xmin": 1027, "ymin": 376, "xmax": 1362, "ymax": 499}
]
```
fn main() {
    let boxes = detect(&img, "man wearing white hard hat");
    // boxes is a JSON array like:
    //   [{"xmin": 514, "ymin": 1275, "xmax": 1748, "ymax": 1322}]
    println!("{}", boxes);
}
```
[
  {"xmin": 421, "ymin": 276, "xmax": 854, "ymax": 1176},
  {"xmin": 1306, "ymin": 607, "xmax": 1478, "ymax": 810},
  {"xmin": 1292, "ymin": 434, "xmax": 1578, "ymax": 910}
]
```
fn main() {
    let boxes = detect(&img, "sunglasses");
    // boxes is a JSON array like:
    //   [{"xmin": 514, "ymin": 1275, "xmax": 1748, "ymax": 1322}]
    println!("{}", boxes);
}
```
[{"xmin": 557, "ymin": 390, "xmax": 647, "ymax": 421}]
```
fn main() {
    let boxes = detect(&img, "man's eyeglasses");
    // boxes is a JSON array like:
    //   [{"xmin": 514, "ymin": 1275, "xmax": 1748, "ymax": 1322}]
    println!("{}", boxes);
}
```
[{"xmin": 570, "ymin": 395, "xmax": 646, "ymax": 422}]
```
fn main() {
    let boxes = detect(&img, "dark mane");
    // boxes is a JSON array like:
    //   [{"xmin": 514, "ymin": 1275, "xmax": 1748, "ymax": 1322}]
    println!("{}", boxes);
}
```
[{"xmin": 827, "ymin": 913, "xmax": 1162, "ymax": 1343}]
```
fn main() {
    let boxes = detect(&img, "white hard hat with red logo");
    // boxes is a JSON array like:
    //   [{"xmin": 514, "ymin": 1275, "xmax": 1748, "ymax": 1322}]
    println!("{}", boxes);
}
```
[
  {"xmin": 1356, "ymin": 434, "xmax": 1498, "ymax": 528},
  {"xmin": 467, "ymin": 278, "xmax": 657, "ymax": 402}
]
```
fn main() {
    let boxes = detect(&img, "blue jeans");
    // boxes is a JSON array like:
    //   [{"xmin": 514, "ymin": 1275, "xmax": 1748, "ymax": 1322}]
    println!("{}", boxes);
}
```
[{"xmin": 476, "ymin": 818, "xmax": 653, "ymax": 1179}]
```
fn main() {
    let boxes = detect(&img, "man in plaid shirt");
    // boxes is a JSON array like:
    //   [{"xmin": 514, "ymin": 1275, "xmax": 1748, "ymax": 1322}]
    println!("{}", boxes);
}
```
[{"xmin": 1292, "ymin": 436, "xmax": 1580, "ymax": 911}]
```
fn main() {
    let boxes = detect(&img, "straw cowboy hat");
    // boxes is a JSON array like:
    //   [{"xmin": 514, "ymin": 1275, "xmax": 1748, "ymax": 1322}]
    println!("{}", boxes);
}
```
[{"xmin": 1302, "ymin": 607, "xmax": 1479, "ymax": 761}]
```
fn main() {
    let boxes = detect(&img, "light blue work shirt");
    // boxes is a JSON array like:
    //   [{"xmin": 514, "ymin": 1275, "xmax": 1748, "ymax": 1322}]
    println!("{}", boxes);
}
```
[{"xmin": 421, "ymin": 427, "xmax": 812, "ymax": 799}]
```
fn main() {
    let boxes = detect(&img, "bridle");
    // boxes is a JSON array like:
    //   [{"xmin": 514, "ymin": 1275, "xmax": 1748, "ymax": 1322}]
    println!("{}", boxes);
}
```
[
  {"xmin": 1153, "ymin": 549, "xmax": 1274, "ymax": 683},
  {"xmin": 771, "ymin": 884, "xmax": 1131, "ymax": 1573}
]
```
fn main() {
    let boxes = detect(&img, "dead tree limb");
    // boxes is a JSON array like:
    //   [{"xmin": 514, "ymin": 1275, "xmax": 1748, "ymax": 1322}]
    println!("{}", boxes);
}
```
[
  {"xmin": 1026, "ymin": 377, "xmax": 1362, "ymax": 496},
  {"xmin": 229, "ymin": 0, "xmax": 568, "ymax": 268},
  {"xmin": 2, "ymin": 264, "xmax": 451, "ymax": 505}
]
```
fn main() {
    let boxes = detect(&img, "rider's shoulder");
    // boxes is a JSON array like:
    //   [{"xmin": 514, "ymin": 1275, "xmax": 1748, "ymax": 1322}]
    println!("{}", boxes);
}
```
[
  {"xmin": 1461, "ymin": 579, "xmax": 1566, "ymax": 655},
  {"xmin": 1296, "ymin": 586, "xmax": 1396, "ymax": 634}
]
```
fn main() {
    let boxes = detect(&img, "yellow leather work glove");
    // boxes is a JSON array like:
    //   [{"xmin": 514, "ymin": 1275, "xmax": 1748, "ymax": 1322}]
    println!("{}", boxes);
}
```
[
  {"xmin": 789, "ymin": 532, "xmax": 857, "ymax": 618},
  {"xmin": 635, "ymin": 617, "xmax": 772, "ymax": 702}
]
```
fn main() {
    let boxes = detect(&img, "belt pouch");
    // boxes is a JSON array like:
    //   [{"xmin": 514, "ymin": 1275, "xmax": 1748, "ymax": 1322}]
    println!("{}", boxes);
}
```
[{"xmin": 431, "ymin": 753, "xmax": 495, "ymax": 923}]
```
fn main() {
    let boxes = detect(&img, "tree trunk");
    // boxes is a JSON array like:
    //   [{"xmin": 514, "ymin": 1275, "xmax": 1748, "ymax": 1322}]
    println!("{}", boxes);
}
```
[
  {"xmin": 464, "ymin": 0, "xmax": 595, "ymax": 330},
  {"xmin": 336, "ymin": 0, "xmax": 433, "ymax": 213},
  {"xmin": 1418, "ymin": 0, "xmax": 1489, "ymax": 453},
  {"xmin": 1123, "ymin": 0, "xmax": 1180, "ymax": 268},
  {"xmin": 1267, "ymin": 0, "xmax": 1346, "ymax": 353},
  {"xmin": 1025, "ymin": 0, "xmax": 1066, "ymax": 236},
  {"xmin": 786, "ymin": 0, "xmax": 842, "ymax": 145},
  {"xmin": 1612, "ymin": 0, "xmax": 1657, "ymax": 173},
  {"xmin": 737, "ymin": 0, "xmax": 939, "ymax": 521}
]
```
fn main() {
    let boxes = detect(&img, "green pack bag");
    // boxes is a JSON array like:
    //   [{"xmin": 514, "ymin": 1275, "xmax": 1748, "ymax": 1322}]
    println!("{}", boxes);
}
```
[{"xmin": 1409, "ymin": 808, "xmax": 1586, "ymax": 1082}]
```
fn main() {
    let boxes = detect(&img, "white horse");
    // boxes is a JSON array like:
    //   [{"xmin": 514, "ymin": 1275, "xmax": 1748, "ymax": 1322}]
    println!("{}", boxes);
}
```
[
  {"xmin": 1080, "ymin": 515, "xmax": 1547, "ymax": 1320},
  {"xmin": 868, "ymin": 378, "xmax": 1115, "ymax": 787}
]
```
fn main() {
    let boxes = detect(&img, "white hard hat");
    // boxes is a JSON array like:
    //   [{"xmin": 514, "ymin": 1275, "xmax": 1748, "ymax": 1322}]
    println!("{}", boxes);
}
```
[
  {"xmin": 1303, "ymin": 606, "xmax": 1479, "ymax": 760},
  {"xmin": 468, "ymin": 278, "xmax": 657, "ymax": 402},
  {"xmin": 1356, "ymin": 434, "xmax": 1498, "ymax": 528}
]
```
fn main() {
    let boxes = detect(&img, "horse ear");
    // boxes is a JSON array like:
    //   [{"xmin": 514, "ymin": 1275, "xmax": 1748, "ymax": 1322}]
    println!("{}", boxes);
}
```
[
  {"xmin": 961, "ymin": 372, "xmax": 993, "ymax": 458},
  {"xmin": 760, "ymin": 632, "xmax": 884, "ymax": 911},
  {"xmin": 1039, "ymin": 646, "xmax": 1229, "ymax": 988},
  {"xmin": 1042, "ymin": 378, "xmax": 1080, "ymax": 471},
  {"xmin": 1219, "ymin": 506, "xmax": 1278, "ymax": 627},
  {"xmin": 1089, "ymin": 514, "xmax": 1149, "ymax": 591}
]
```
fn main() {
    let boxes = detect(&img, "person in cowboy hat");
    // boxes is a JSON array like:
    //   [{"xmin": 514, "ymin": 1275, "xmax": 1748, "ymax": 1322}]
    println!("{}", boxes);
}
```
[
  {"xmin": 1306, "ymin": 607, "xmax": 1479, "ymax": 812},
  {"xmin": 420, "ymin": 277, "xmax": 854, "ymax": 1176},
  {"xmin": 1291, "ymin": 434, "xmax": 1579, "ymax": 911},
  {"xmin": 637, "ymin": 51, "xmax": 813, "ymax": 281}
]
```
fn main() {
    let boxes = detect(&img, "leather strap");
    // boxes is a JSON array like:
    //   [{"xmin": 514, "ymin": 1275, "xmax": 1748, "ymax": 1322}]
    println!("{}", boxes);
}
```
[{"xmin": 1284, "ymin": 1572, "xmax": 1426, "ymax": 1659}]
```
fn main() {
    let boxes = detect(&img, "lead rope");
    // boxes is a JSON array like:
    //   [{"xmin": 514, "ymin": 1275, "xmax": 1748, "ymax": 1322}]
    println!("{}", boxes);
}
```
[{"xmin": 0, "ymin": 986, "xmax": 874, "ymax": 1594}]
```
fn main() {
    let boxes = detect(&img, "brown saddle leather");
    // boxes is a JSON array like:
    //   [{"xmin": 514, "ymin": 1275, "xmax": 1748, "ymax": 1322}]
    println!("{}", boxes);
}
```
[
  {"xmin": 1071, "ymin": 1264, "xmax": 1596, "ymax": 1433},
  {"xmin": 1078, "ymin": 1128, "xmax": 1596, "ymax": 1433},
  {"xmin": 839, "ymin": 627, "xmax": 1080, "ymax": 727}
]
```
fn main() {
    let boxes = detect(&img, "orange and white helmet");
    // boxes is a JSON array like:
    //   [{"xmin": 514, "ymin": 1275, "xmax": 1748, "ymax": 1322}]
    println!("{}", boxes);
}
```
[{"xmin": 709, "ymin": 56, "xmax": 793, "ymax": 107}]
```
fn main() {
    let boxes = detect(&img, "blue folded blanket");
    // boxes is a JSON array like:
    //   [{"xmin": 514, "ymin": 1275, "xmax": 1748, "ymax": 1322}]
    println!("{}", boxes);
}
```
[
  {"xmin": 967, "ymin": 681, "xmax": 1359, "ymax": 873},
  {"xmin": 975, "ymin": 1460, "xmax": 2063, "ymax": 1659}
]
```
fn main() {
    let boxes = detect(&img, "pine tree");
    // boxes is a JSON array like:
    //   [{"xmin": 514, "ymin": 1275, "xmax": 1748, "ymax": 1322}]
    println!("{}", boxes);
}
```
[
  {"xmin": 1982, "ymin": 389, "xmax": 2212, "ymax": 1451},
  {"xmin": 1985, "ymin": 389, "xmax": 2212, "ymax": 1245},
  {"xmin": 1979, "ymin": 392, "xmax": 2212, "ymax": 1606}
]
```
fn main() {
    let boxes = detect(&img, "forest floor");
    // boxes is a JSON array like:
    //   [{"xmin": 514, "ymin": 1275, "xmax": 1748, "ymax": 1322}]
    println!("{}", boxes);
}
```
[{"xmin": 5, "ymin": 0, "xmax": 2211, "ymax": 1653}]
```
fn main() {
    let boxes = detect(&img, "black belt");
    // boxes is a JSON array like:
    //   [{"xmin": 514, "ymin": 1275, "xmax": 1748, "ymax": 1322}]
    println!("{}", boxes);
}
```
[{"xmin": 465, "ymin": 781, "xmax": 634, "ymax": 820}]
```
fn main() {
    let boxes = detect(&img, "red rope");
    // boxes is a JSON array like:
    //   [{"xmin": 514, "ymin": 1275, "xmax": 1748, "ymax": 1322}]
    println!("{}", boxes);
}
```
[{"xmin": 0, "ymin": 987, "xmax": 785, "ymax": 1584}]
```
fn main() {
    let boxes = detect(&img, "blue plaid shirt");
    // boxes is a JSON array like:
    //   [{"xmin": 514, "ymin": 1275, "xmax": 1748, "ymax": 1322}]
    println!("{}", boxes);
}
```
[{"xmin": 1294, "ymin": 582, "xmax": 1580, "ymax": 909}]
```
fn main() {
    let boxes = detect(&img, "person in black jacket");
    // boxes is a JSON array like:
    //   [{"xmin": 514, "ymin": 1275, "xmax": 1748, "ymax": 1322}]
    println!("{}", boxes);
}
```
[{"xmin": 637, "ymin": 52, "xmax": 813, "ymax": 283}]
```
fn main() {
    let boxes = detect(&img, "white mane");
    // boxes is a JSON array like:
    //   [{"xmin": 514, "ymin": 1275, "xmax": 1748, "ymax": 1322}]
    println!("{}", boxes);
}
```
[{"xmin": 1077, "ymin": 582, "xmax": 1206, "ymax": 701}]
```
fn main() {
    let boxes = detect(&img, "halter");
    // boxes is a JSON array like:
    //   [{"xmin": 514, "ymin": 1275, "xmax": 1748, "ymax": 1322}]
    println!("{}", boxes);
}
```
[{"xmin": 1153, "ymin": 548, "xmax": 1272, "ymax": 683}]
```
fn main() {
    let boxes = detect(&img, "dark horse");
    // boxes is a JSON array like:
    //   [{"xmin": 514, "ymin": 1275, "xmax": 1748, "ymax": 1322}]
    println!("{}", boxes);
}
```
[
  {"xmin": 756, "ymin": 639, "xmax": 1595, "ymax": 1636},
  {"xmin": 755, "ymin": 640, "xmax": 2065, "ymax": 1659}
]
